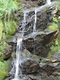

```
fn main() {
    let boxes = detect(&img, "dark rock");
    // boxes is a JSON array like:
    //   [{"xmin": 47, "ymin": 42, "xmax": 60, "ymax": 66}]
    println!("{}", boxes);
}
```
[
  {"xmin": 38, "ymin": 0, "xmax": 46, "ymax": 6},
  {"xmin": 23, "ymin": 0, "xmax": 39, "ymax": 8},
  {"xmin": 42, "ymin": 65, "xmax": 57, "ymax": 76},
  {"xmin": 21, "ymin": 59, "xmax": 40, "ymax": 74},
  {"xmin": 52, "ymin": 50, "xmax": 60, "ymax": 60},
  {"xmin": 3, "ymin": 45, "xmax": 12, "ymax": 60},
  {"xmin": 23, "ymin": 30, "xmax": 58, "ymax": 57}
]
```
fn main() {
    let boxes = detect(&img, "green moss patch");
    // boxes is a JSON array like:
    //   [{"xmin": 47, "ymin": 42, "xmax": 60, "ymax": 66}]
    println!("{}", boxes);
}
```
[{"xmin": 0, "ymin": 60, "xmax": 11, "ymax": 79}]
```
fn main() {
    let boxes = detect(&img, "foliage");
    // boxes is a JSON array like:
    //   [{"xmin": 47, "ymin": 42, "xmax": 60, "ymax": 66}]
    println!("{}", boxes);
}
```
[
  {"xmin": 48, "ymin": 16, "xmax": 59, "ymax": 30},
  {"xmin": 0, "ymin": 41, "xmax": 8, "ymax": 60},
  {"xmin": 47, "ymin": 38, "xmax": 60, "ymax": 59},
  {"xmin": 0, "ymin": 23, "xmax": 3, "ymax": 40},
  {"xmin": 0, "ymin": 60, "xmax": 11, "ymax": 79},
  {"xmin": 0, "ymin": 41, "xmax": 11, "ymax": 79},
  {"xmin": 48, "ymin": 22, "xmax": 58, "ymax": 30},
  {"xmin": 4, "ymin": 21, "xmax": 17, "ymax": 38},
  {"xmin": 0, "ymin": 0, "xmax": 18, "ymax": 40},
  {"xmin": 50, "ymin": 38, "xmax": 60, "ymax": 53}
]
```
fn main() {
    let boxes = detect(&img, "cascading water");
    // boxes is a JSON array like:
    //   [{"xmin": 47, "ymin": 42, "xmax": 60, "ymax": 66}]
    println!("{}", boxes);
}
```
[
  {"xmin": 11, "ymin": 0, "xmax": 57, "ymax": 80},
  {"xmin": 33, "ymin": 8, "xmax": 37, "ymax": 32},
  {"xmin": 12, "ymin": 11, "xmax": 28, "ymax": 80},
  {"xmin": 33, "ymin": 0, "xmax": 52, "ymax": 33},
  {"xmin": 46, "ymin": 0, "xmax": 51, "ymax": 4},
  {"xmin": 14, "ymin": 38, "xmax": 22, "ymax": 80}
]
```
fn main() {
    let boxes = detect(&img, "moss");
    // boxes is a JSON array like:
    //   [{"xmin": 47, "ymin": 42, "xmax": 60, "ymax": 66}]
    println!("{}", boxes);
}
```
[
  {"xmin": 0, "ymin": 60, "xmax": 11, "ymax": 79},
  {"xmin": 0, "ymin": 41, "xmax": 7, "ymax": 52},
  {"xmin": 4, "ymin": 21, "xmax": 17, "ymax": 38},
  {"xmin": 48, "ymin": 23, "xmax": 58, "ymax": 30},
  {"xmin": 0, "ymin": 41, "xmax": 8, "ymax": 61}
]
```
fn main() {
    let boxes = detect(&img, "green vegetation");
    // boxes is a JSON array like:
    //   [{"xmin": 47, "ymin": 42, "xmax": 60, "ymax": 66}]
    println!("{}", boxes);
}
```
[
  {"xmin": 47, "ymin": 38, "xmax": 60, "ymax": 59},
  {"xmin": 48, "ymin": 15, "xmax": 60, "ymax": 59},
  {"xmin": 0, "ymin": 60, "xmax": 11, "ymax": 79},
  {"xmin": 0, "ymin": 0, "xmax": 18, "ymax": 39},
  {"xmin": 0, "ymin": 0, "xmax": 22, "ymax": 79}
]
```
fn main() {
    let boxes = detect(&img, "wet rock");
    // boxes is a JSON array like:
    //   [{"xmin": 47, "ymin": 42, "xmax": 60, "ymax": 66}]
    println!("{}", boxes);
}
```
[
  {"xmin": 18, "ymin": 8, "xmax": 54, "ymax": 35},
  {"xmin": 21, "ymin": 59, "xmax": 40, "ymax": 74},
  {"xmin": 38, "ymin": 0, "xmax": 45, "ymax": 6},
  {"xmin": 41, "ymin": 73, "xmax": 50, "ymax": 80},
  {"xmin": 23, "ymin": 30, "xmax": 58, "ymax": 57},
  {"xmin": 42, "ymin": 65, "xmax": 57, "ymax": 76},
  {"xmin": 52, "ymin": 50, "xmax": 60, "ymax": 60},
  {"xmin": 3, "ymin": 45, "xmax": 12, "ymax": 60},
  {"xmin": 49, "ymin": 75, "xmax": 60, "ymax": 80},
  {"xmin": 23, "ymin": 0, "xmax": 39, "ymax": 8},
  {"xmin": 3, "ymin": 74, "xmax": 13, "ymax": 80}
]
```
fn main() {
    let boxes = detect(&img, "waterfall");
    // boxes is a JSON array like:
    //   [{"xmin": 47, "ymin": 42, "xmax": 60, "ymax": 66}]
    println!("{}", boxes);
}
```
[
  {"xmin": 14, "ymin": 38, "xmax": 22, "ymax": 80},
  {"xmin": 33, "ymin": 8, "xmax": 37, "ymax": 32},
  {"xmin": 22, "ymin": 11, "xmax": 27, "ymax": 36},
  {"xmin": 12, "ymin": 11, "xmax": 27, "ymax": 80},
  {"xmin": 33, "ymin": 0, "xmax": 52, "ymax": 33},
  {"xmin": 11, "ymin": 1, "xmax": 57, "ymax": 80},
  {"xmin": 46, "ymin": 0, "xmax": 51, "ymax": 4}
]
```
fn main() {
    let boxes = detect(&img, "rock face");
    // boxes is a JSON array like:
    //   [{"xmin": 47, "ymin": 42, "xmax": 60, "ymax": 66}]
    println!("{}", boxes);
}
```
[
  {"xmin": 3, "ymin": 51, "xmax": 60, "ymax": 80},
  {"xmin": 8, "ymin": 30, "xmax": 58, "ymax": 57},
  {"xmin": 18, "ymin": 8, "xmax": 53, "ymax": 35},
  {"xmin": 21, "ymin": 59, "xmax": 40, "ymax": 74},
  {"xmin": 23, "ymin": 30, "xmax": 58, "ymax": 57},
  {"xmin": 3, "ymin": 45, "xmax": 12, "ymax": 60},
  {"xmin": 23, "ymin": 0, "xmax": 46, "ymax": 8}
]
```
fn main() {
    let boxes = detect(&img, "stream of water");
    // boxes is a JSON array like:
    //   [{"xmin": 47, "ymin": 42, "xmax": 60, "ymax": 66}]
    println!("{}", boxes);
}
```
[
  {"xmin": 12, "ymin": 11, "xmax": 28, "ymax": 80},
  {"xmin": 14, "ymin": 38, "xmax": 22, "ymax": 80},
  {"xmin": 46, "ymin": 0, "xmax": 51, "ymax": 4},
  {"xmin": 33, "ymin": 8, "xmax": 37, "ymax": 32},
  {"xmin": 33, "ymin": 0, "xmax": 51, "ymax": 33}
]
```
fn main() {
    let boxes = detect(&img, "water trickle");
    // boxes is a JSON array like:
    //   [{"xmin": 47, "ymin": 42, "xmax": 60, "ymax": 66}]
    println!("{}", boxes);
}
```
[
  {"xmin": 12, "ymin": 11, "xmax": 28, "ymax": 80},
  {"xmin": 33, "ymin": 8, "xmax": 37, "ymax": 33},
  {"xmin": 22, "ymin": 10, "xmax": 29, "ymax": 36},
  {"xmin": 46, "ymin": 0, "xmax": 51, "ymax": 4},
  {"xmin": 12, "ymin": 38, "xmax": 22, "ymax": 80}
]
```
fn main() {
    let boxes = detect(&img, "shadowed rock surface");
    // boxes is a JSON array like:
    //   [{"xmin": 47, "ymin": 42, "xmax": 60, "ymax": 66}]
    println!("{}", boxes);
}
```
[{"xmin": 23, "ymin": 30, "xmax": 58, "ymax": 57}]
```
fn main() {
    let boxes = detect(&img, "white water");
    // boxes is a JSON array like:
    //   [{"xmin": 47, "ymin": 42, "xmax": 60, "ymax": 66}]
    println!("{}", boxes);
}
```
[
  {"xmin": 22, "ymin": 10, "xmax": 29, "ymax": 36},
  {"xmin": 12, "ymin": 11, "xmax": 28, "ymax": 80},
  {"xmin": 12, "ymin": 38, "xmax": 22, "ymax": 80},
  {"xmin": 33, "ymin": 8, "xmax": 37, "ymax": 32},
  {"xmin": 46, "ymin": 0, "xmax": 51, "ymax": 4}
]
